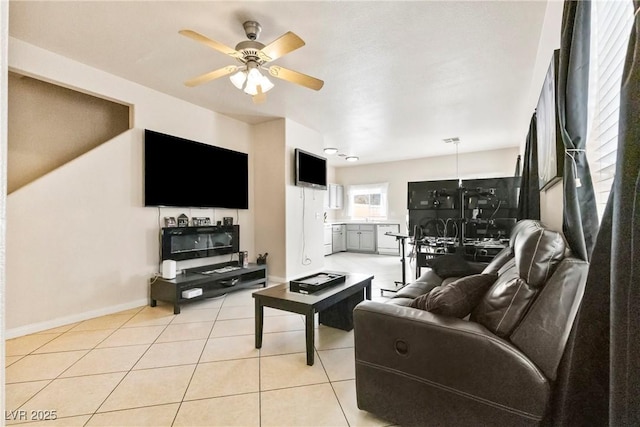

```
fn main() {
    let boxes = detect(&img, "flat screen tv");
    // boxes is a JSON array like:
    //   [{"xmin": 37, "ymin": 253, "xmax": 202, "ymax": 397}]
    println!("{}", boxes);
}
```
[
  {"xmin": 295, "ymin": 148, "xmax": 327, "ymax": 190},
  {"xmin": 144, "ymin": 130, "xmax": 249, "ymax": 209}
]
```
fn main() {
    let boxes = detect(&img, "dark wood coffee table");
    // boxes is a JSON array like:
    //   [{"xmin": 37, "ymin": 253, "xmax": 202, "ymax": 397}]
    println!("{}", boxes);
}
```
[{"xmin": 252, "ymin": 272, "xmax": 373, "ymax": 365}]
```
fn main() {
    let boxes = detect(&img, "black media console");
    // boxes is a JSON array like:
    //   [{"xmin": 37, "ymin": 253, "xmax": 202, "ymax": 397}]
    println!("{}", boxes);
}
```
[{"xmin": 150, "ymin": 261, "xmax": 268, "ymax": 314}]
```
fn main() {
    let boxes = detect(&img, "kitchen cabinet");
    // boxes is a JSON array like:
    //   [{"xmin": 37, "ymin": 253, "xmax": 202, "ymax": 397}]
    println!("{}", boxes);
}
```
[
  {"xmin": 332, "ymin": 224, "xmax": 347, "ymax": 253},
  {"xmin": 327, "ymin": 184, "xmax": 344, "ymax": 210},
  {"xmin": 324, "ymin": 224, "xmax": 333, "ymax": 256},
  {"xmin": 346, "ymin": 224, "xmax": 376, "ymax": 252}
]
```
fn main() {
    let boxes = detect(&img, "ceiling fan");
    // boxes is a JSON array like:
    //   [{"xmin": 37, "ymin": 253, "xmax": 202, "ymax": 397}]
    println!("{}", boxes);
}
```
[{"xmin": 179, "ymin": 21, "xmax": 324, "ymax": 104}]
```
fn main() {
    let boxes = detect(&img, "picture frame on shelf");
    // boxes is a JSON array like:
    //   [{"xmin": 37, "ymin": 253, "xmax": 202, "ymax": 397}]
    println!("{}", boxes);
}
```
[
  {"xmin": 177, "ymin": 214, "xmax": 189, "ymax": 227},
  {"xmin": 164, "ymin": 217, "xmax": 177, "ymax": 227},
  {"xmin": 192, "ymin": 217, "xmax": 211, "ymax": 226}
]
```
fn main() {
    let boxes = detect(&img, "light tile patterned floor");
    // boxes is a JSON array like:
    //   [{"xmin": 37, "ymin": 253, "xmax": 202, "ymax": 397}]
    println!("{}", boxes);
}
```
[{"xmin": 5, "ymin": 252, "xmax": 411, "ymax": 426}]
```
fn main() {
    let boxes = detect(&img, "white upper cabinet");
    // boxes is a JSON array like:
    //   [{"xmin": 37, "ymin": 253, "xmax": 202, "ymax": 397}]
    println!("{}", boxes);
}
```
[{"xmin": 327, "ymin": 184, "xmax": 343, "ymax": 210}]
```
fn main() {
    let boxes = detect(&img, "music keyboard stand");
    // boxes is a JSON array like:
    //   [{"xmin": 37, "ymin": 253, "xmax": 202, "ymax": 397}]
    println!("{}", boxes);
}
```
[{"xmin": 379, "ymin": 232, "xmax": 410, "ymax": 295}]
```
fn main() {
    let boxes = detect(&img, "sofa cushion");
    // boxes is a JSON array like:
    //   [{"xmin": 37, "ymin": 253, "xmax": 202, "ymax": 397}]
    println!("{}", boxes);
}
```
[
  {"xmin": 425, "ymin": 254, "xmax": 477, "ymax": 279},
  {"xmin": 471, "ymin": 222, "xmax": 565, "ymax": 338},
  {"xmin": 409, "ymin": 273, "xmax": 498, "ymax": 318},
  {"xmin": 482, "ymin": 246, "xmax": 513, "ymax": 275},
  {"xmin": 513, "ymin": 223, "xmax": 565, "ymax": 288}
]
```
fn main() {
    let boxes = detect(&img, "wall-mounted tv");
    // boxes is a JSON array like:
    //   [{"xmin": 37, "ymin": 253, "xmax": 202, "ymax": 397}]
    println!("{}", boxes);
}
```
[
  {"xmin": 144, "ymin": 130, "xmax": 249, "ymax": 209},
  {"xmin": 294, "ymin": 148, "xmax": 327, "ymax": 190}
]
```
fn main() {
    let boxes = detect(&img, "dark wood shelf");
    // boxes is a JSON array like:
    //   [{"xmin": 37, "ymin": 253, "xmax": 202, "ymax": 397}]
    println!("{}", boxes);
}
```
[{"xmin": 150, "ymin": 261, "xmax": 268, "ymax": 314}]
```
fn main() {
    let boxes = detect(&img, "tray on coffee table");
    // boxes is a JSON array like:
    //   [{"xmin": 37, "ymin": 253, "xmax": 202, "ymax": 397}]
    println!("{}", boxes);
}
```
[{"xmin": 290, "ymin": 272, "xmax": 346, "ymax": 294}]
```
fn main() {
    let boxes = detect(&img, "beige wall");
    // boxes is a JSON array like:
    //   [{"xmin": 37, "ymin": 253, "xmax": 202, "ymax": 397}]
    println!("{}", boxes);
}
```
[
  {"xmin": 253, "ymin": 118, "xmax": 327, "ymax": 282},
  {"xmin": 335, "ymin": 147, "xmax": 521, "ymax": 232},
  {"xmin": 254, "ymin": 119, "xmax": 287, "ymax": 280},
  {"xmin": 6, "ymin": 38, "xmax": 255, "ymax": 337},
  {"xmin": 7, "ymin": 72, "xmax": 130, "ymax": 193}
]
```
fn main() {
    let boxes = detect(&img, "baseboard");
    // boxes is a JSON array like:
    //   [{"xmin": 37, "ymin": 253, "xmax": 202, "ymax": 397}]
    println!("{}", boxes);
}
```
[
  {"xmin": 5, "ymin": 298, "xmax": 149, "ymax": 339},
  {"xmin": 268, "ymin": 275, "xmax": 287, "ymax": 284}
]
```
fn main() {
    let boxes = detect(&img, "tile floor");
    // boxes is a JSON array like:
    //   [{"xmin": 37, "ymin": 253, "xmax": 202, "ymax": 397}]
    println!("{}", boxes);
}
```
[{"xmin": 5, "ymin": 252, "xmax": 412, "ymax": 426}]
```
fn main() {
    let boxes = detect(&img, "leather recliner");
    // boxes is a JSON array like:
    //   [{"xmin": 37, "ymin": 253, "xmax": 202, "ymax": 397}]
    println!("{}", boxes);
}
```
[{"xmin": 353, "ymin": 220, "xmax": 589, "ymax": 426}]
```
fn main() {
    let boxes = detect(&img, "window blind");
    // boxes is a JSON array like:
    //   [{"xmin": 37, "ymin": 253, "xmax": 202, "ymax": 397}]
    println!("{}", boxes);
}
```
[{"xmin": 586, "ymin": 0, "xmax": 634, "ymax": 220}]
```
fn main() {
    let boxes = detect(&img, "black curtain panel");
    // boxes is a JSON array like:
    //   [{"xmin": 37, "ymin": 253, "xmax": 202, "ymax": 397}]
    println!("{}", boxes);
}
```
[
  {"xmin": 609, "ymin": 3, "xmax": 640, "ymax": 422},
  {"xmin": 556, "ymin": 0, "xmax": 599, "ymax": 261},
  {"xmin": 517, "ymin": 113, "xmax": 540, "ymax": 220},
  {"xmin": 548, "ymin": 2, "xmax": 640, "ymax": 425},
  {"xmin": 545, "ymin": 194, "xmax": 612, "ymax": 426}
]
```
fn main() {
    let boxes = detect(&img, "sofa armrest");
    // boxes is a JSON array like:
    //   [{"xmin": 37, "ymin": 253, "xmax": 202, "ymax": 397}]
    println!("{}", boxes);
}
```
[{"xmin": 353, "ymin": 301, "xmax": 551, "ymax": 420}]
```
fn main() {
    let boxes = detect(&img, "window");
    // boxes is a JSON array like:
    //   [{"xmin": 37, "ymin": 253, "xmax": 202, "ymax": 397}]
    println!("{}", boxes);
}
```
[
  {"xmin": 347, "ymin": 183, "xmax": 389, "ymax": 220},
  {"xmin": 586, "ymin": 0, "xmax": 634, "ymax": 220}
]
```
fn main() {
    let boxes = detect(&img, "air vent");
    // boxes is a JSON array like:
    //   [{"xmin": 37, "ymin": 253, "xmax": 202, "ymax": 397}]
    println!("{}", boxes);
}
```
[{"xmin": 443, "ymin": 137, "xmax": 460, "ymax": 144}]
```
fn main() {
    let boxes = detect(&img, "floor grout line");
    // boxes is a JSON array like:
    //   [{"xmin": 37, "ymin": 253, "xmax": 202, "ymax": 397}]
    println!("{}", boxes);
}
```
[{"xmin": 5, "ymin": 252, "xmax": 403, "ymax": 426}]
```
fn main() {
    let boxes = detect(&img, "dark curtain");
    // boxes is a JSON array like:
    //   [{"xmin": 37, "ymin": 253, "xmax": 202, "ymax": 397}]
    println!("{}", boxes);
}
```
[
  {"xmin": 557, "ymin": 0, "xmax": 599, "ymax": 261},
  {"xmin": 609, "ymin": 3, "xmax": 640, "ymax": 422},
  {"xmin": 517, "ymin": 113, "xmax": 540, "ymax": 220},
  {"xmin": 546, "ymin": 195, "xmax": 612, "ymax": 426},
  {"xmin": 548, "ymin": 1, "xmax": 640, "ymax": 425}
]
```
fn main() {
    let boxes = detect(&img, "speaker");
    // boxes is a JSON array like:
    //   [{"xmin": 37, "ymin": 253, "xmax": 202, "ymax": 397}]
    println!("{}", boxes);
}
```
[{"xmin": 162, "ymin": 260, "xmax": 177, "ymax": 279}]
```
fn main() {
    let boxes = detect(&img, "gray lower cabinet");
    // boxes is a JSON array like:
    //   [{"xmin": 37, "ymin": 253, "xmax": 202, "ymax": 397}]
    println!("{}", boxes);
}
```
[
  {"xmin": 332, "ymin": 225, "xmax": 347, "ymax": 253},
  {"xmin": 346, "ymin": 224, "xmax": 376, "ymax": 252}
]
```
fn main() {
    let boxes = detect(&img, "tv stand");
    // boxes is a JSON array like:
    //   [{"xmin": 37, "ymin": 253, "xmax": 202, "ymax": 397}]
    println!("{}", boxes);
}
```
[{"xmin": 150, "ymin": 261, "xmax": 268, "ymax": 314}]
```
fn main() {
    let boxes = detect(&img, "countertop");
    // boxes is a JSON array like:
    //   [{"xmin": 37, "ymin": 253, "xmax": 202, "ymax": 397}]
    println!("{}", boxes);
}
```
[{"xmin": 325, "ymin": 221, "xmax": 402, "ymax": 226}]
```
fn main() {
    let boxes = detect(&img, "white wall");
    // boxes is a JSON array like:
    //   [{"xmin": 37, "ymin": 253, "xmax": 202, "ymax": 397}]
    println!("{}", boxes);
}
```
[
  {"xmin": 335, "ymin": 147, "xmax": 520, "ymax": 232},
  {"xmin": 6, "ymin": 38, "xmax": 255, "ymax": 337},
  {"xmin": 524, "ymin": 0, "xmax": 564, "ymax": 232},
  {"xmin": 284, "ymin": 120, "xmax": 326, "ymax": 280}
]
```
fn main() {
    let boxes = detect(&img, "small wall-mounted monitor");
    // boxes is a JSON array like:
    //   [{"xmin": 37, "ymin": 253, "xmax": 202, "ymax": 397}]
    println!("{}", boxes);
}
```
[{"xmin": 294, "ymin": 148, "xmax": 327, "ymax": 190}]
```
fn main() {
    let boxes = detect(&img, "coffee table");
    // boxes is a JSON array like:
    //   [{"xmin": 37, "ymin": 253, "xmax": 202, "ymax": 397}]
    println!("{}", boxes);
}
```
[{"xmin": 252, "ymin": 272, "xmax": 373, "ymax": 365}]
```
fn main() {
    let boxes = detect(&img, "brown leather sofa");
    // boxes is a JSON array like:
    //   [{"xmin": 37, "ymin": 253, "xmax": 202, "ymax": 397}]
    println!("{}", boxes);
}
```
[{"xmin": 353, "ymin": 220, "xmax": 589, "ymax": 426}]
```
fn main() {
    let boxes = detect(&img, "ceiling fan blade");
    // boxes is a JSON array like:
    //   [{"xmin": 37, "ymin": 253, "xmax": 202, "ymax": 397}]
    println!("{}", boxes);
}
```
[
  {"xmin": 253, "ymin": 85, "xmax": 267, "ymax": 104},
  {"xmin": 179, "ymin": 29, "xmax": 242, "ymax": 59},
  {"xmin": 184, "ymin": 65, "xmax": 238, "ymax": 87},
  {"xmin": 258, "ymin": 31, "xmax": 305, "ymax": 62},
  {"xmin": 267, "ymin": 66, "xmax": 324, "ymax": 91}
]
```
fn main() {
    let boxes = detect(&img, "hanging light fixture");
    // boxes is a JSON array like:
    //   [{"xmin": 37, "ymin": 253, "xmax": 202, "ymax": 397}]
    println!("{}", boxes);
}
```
[{"xmin": 229, "ymin": 62, "xmax": 274, "ymax": 96}]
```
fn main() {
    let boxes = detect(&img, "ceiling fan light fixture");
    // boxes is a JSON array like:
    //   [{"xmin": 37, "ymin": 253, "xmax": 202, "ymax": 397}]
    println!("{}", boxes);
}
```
[
  {"xmin": 243, "ymin": 68, "xmax": 274, "ymax": 96},
  {"xmin": 323, "ymin": 148, "xmax": 338, "ymax": 155},
  {"xmin": 229, "ymin": 70, "xmax": 247, "ymax": 90}
]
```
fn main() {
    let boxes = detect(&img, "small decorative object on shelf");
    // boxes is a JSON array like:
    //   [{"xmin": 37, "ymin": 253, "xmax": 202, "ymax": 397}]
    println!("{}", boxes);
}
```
[
  {"xmin": 192, "ymin": 217, "xmax": 211, "ymax": 226},
  {"xmin": 177, "ymin": 214, "xmax": 189, "ymax": 227},
  {"xmin": 239, "ymin": 251, "xmax": 249, "ymax": 268},
  {"xmin": 164, "ymin": 217, "xmax": 177, "ymax": 227},
  {"xmin": 223, "ymin": 217, "xmax": 233, "ymax": 226},
  {"xmin": 257, "ymin": 253, "xmax": 269, "ymax": 265}
]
